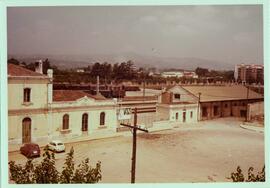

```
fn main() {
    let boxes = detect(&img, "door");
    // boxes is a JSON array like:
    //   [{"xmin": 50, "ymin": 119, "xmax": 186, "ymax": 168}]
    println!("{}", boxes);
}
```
[
  {"xmin": 175, "ymin": 113, "xmax": 178, "ymax": 121},
  {"xmin": 22, "ymin": 118, "xmax": 31, "ymax": 143},
  {"xmin": 183, "ymin": 112, "xmax": 186, "ymax": 123},
  {"xmin": 240, "ymin": 110, "xmax": 247, "ymax": 117}
]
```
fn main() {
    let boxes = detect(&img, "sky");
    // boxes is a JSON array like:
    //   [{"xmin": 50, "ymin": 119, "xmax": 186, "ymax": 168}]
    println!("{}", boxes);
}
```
[{"xmin": 7, "ymin": 5, "xmax": 263, "ymax": 65}]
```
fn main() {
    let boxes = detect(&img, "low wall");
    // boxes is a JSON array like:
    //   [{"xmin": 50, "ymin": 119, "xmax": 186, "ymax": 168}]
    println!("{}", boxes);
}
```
[{"xmin": 248, "ymin": 102, "xmax": 264, "ymax": 121}]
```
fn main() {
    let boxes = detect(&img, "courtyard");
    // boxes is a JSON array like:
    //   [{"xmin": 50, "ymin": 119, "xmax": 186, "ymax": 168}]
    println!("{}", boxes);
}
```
[{"xmin": 8, "ymin": 118, "xmax": 264, "ymax": 183}]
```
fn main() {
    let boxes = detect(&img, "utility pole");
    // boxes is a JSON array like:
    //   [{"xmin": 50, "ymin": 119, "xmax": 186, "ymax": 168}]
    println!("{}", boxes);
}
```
[
  {"xmin": 245, "ymin": 85, "xmax": 250, "ymax": 122},
  {"xmin": 96, "ymin": 75, "xmax": 100, "ymax": 95},
  {"xmin": 197, "ymin": 92, "xmax": 201, "ymax": 121},
  {"xmin": 120, "ymin": 108, "xmax": 148, "ymax": 183},
  {"xmin": 143, "ymin": 79, "xmax": 146, "ymax": 101}
]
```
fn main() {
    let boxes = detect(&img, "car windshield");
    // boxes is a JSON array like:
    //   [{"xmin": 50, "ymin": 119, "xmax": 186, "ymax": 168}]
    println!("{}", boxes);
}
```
[{"xmin": 57, "ymin": 143, "xmax": 63, "ymax": 145}]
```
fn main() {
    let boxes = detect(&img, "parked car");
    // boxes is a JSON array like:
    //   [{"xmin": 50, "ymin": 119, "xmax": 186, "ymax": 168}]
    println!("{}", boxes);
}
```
[
  {"xmin": 47, "ymin": 140, "xmax": 65, "ymax": 153},
  {"xmin": 20, "ymin": 143, "xmax": 41, "ymax": 158}
]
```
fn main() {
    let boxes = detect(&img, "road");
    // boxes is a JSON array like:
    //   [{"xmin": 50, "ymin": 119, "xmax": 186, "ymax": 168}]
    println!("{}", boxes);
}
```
[{"xmin": 9, "ymin": 118, "xmax": 264, "ymax": 183}]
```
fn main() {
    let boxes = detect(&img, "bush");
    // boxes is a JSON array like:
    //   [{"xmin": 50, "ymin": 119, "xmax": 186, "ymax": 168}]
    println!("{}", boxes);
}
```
[
  {"xmin": 231, "ymin": 165, "xmax": 265, "ymax": 182},
  {"xmin": 9, "ymin": 146, "xmax": 102, "ymax": 184}
]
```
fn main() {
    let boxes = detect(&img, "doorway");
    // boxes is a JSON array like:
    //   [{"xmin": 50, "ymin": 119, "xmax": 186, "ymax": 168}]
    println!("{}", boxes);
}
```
[{"xmin": 22, "ymin": 117, "xmax": 31, "ymax": 143}]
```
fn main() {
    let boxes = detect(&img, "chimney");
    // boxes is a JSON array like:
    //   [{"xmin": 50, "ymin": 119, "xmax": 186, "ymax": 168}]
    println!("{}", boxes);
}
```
[
  {"xmin": 35, "ymin": 60, "xmax": 43, "ymax": 74},
  {"xmin": 47, "ymin": 69, "xmax": 53, "ymax": 104}
]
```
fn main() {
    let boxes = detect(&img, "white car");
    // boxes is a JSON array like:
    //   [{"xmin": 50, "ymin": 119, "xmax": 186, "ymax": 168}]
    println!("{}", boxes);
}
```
[{"xmin": 48, "ymin": 140, "xmax": 65, "ymax": 153}]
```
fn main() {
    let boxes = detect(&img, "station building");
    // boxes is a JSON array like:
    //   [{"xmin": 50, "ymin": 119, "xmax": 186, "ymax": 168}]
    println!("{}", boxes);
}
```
[{"xmin": 8, "ymin": 63, "xmax": 117, "ymax": 145}]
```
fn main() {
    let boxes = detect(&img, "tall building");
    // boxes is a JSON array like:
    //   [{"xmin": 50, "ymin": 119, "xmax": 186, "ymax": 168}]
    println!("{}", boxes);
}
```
[{"xmin": 234, "ymin": 64, "xmax": 264, "ymax": 84}]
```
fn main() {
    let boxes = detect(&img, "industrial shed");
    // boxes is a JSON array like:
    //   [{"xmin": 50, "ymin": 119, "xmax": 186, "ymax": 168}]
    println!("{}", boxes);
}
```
[{"xmin": 182, "ymin": 85, "xmax": 264, "ymax": 120}]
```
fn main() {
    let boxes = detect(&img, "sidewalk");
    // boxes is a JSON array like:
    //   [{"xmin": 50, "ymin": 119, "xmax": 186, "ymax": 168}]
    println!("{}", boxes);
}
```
[
  {"xmin": 9, "ymin": 131, "xmax": 123, "ymax": 153},
  {"xmin": 240, "ymin": 123, "xmax": 264, "ymax": 133}
]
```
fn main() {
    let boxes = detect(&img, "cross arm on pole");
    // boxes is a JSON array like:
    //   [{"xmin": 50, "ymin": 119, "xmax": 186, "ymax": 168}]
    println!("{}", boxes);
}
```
[{"xmin": 120, "ymin": 123, "xmax": 148, "ymax": 133}]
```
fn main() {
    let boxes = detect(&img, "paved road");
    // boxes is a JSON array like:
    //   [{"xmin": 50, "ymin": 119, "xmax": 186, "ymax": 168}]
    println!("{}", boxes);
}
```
[{"xmin": 9, "ymin": 118, "xmax": 264, "ymax": 183}]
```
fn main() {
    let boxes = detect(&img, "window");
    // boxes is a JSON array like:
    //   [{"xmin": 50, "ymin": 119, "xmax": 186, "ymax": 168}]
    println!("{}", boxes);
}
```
[
  {"xmin": 23, "ymin": 88, "xmax": 31, "ymax": 102},
  {"xmin": 190, "ymin": 111, "xmax": 193, "ymax": 118},
  {"xmin": 202, "ymin": 107, "xmax": 208, "ymax": 117},
  {"xmin": 100, "ymin": 112, "xmax": 105, "ymax": 126},
  {"xmin": 62, "ymin": 114, "xmax": 69, "ymax": 130},
  {"xmin": 224, "ymin": 104, "xmax": 228, "ymax": 108},
  {"xmin": 174, "ymin": 94, "xmax": 181, "ymax": 99},
  {"xmin": 175, "ymin": 112, "xmax": 179, "ymax": 120},
  {"xmin": 183, "ymin": 112, "xmax": 186, "ymax": 123},
  {"xmin": 82, "ymin": 113, "xmax": 88, "ymax": 131}
]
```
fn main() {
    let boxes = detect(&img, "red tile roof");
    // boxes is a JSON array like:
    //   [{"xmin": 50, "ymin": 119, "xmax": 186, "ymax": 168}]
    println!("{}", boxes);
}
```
[
  {"xmin": 53, "ymin": 90, "xmax": 106, "ymax": 102},
  {"xmin": 8, "ymin": 63, "xmax": 46, "ymax": 77},
  {"xmin": 122, "ymin": 96, "xmax": 158, "ymax": 101}
]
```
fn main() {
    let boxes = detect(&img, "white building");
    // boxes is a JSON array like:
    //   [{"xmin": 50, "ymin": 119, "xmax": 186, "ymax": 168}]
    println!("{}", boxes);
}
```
[
  {"xmin": 156, "ymin": 85, "xmax": 198, "ymax": 123},
  {"xmin": 161, "ymin": 71, "xmax": 184, "ymax": 78},
  {"xmin": 8, "ymin": 63, "xmax": 117, "ymax": 145}
]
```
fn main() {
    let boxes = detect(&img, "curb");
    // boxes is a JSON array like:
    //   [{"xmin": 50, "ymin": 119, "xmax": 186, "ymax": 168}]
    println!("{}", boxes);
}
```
[
  {"xmin": 240, "ymin": 124, "xmax": 264, "ymax": 133},
  {"xmin": 8, "ymin": 134, "xmax": 123, "ymax": 153}
]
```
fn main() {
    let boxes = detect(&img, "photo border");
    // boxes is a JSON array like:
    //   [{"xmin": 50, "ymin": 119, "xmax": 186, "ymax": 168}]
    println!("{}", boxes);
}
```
[{"xmin": 0, "ymin": 0, "xmax": 269, "ymax": 188}]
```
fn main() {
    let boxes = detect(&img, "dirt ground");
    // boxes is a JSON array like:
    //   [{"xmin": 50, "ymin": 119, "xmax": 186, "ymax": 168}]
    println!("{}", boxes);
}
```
[{"xmin": 8, "ymin": 118, "xmax": 264, "ymax": 183}]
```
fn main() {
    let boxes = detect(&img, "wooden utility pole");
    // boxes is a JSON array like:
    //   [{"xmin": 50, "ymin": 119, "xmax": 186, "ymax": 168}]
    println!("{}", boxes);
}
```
[
  {"xmin": 120, "ymin": 108, "xmax": 148, "ymax": 183},
  {"xmin": 245, "ymin": 86, "xmax": 250, "ymax": 122},
  {"xmin": 197, "ymin": 92, "xmax": 201, "ymax": 121}
]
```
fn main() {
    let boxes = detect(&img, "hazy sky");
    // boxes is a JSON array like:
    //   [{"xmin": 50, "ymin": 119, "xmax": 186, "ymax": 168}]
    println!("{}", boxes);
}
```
[{"xmin": 7, "ymin": 5, "xmax": 263, "ymax": 64}]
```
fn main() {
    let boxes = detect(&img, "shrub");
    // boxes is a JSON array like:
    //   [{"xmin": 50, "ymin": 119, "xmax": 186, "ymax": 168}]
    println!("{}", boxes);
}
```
[{"xmin": 9, "ymin": 146, "xmax": 102, "ymax": 184}]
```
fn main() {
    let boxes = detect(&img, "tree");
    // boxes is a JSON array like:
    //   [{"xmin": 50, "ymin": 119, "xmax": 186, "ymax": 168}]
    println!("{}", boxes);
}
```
[
  {"xmin": 195, "ymin": 67, "xmax": 209, "ymax": 77},
  {"xmin": 33, "ymin": 146, "xmax": 59, "ymax": 183},
  {"xmin": 230, "ymin": 165, "xmax": 265, "ymax": 182},
  {"xmin": 8, "ymin": 58, "xmax": 20, "ymax": 65},
  {"xmin": 9, "ymin": 147, "xmax": 102, "ymax": 184}
]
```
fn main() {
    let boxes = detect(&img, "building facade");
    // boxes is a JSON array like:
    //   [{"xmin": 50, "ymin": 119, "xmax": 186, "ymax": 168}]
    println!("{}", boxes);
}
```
[
  {"xmin": 234, "ymin": 64, "xmax": 264, "ymax": 84},
  {"xmin": 182, "ymin": 85, "xmax": 264, "ymax": 120},
  {"xmin": 157, "ymin": 85, "xmax": 198, "ymax": 123},
  {"xmin": 8, "ymin": 64, "xmax": 117, "ymax": 145}
]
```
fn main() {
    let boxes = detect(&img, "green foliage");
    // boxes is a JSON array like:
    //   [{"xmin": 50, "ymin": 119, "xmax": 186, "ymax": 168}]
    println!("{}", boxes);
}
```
[
  {"xmin": 8, "ymin": 159, "xmax": 35, "ymax": 184},
  {"xmin": 73, "ymin": 158, "xmax": 102, "ymax": 183},
  {"xmin": 8, "ymin": 58, "xmax": 20, "ymax": 65},
  {"xmin": 231, "ymin": 165, "xmax": 265, "ymax": 182},
  {"xmin": 60, "ymin": 147, "xmax": 75, "ymax": 183},
  {"xmin": 33, "ymin": 146, "xmax": 59, "ymax": 183},
  {"xmin": 9, "ymin": 147, "xmax": 102, "ymax": 184}
]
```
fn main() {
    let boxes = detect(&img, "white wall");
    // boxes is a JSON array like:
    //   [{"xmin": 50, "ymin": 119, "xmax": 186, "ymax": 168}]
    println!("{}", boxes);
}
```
[{"xmin": 8, "ymin": 79, "xmax": 49, "ymax": 110}]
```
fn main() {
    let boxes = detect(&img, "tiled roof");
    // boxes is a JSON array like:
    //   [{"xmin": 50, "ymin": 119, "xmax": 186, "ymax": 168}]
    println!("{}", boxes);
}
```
[
  {"xmin": 182, "ymin": 85, "xmax": 263, "ymax": 102},
  {"xmin": 122, "ymin": 96, "xmax": 158, "ymax": 101},
  {"xmin": 53, "ymin": 90, "xmax": 106, "ymax": 102},
  {"xmin": 8, "ymin": 63, "xmax": 46, "ymax": 77}
]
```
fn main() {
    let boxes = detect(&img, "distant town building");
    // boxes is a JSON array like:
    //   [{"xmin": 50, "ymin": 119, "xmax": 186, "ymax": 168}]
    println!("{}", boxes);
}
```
[
  {"xmin": 161, "ymin": 71, "xmax": 184, "ymax": 78},
  {"xmin": 76, "ymin": 69, "xmax": 85, "ymax": 73},
  {"xmin": 161, "ymin": 71, "xmax": 198, "ymax": 79},
  {"xmin": 234, "ymin": 64, "xmax": 264, "ymax": 84},
  {"xmin": 183, "ymin": 71, "xmax": 198, "ymax": 79}
]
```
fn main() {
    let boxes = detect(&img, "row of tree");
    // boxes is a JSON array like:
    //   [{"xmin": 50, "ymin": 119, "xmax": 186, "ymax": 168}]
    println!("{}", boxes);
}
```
[{"xmin": 8, "ymin": 58, "xmax": 235, "ymax": 84}]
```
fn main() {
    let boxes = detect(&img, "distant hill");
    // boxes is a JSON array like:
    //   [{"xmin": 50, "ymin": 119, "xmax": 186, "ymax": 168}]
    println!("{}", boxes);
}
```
[{"xmin": 8, "ymin": 53, "xmax": 235, "ymax": 70}]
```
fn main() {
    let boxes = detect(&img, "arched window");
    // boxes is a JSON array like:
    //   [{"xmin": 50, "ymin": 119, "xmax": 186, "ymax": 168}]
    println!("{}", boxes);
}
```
[
  {"xmin": 175, "ymin": 112, "xmax": 178, "ymax": 120},
  {"xmin": 82, "ymin": 113, "xmax": 88, "ymax": 131},
  {"xmin": 23, "ymin": 88, "xmax": 31, "ymax": 102},
  {"xmin": 100, "ymin": 112, "xmax": 105, "ymax": 126},
  {"xmin": 62, "ymin": 114, "xmax": 69, "ymax": 130},
  {"xmin": 22, "ymin": 117, "xmax": 31, "ymax": 143}
]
